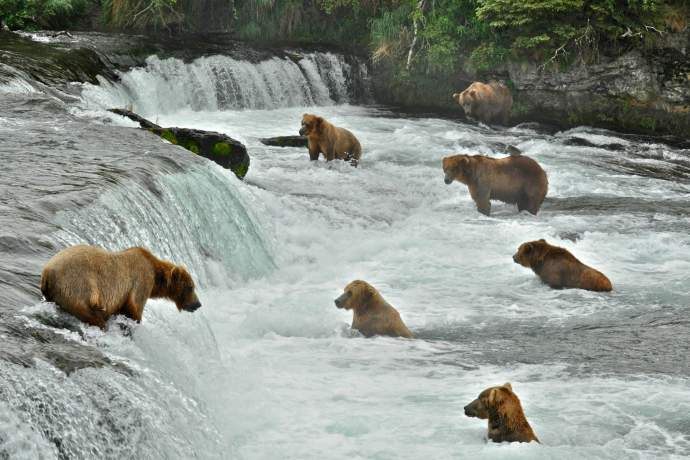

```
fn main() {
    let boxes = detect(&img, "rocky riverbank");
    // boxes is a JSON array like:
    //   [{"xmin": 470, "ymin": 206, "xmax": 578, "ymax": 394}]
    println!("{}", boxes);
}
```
[{"xmin": 373, "ymin": 31, "xmax": 690, "ymax": 138}]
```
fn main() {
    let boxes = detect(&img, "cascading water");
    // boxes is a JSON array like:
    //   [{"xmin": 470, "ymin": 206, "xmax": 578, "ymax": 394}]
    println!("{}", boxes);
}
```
[
  {"xmin": 79, "ymin": 52, "xmax": 370, "ymax": 117},
  {"xmin": 2, "ymin": 32, "xmax": 690, "ymax": 460}
]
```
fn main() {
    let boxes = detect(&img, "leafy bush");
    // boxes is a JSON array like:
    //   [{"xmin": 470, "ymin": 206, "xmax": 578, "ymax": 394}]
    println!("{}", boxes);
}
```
[{"xmin": 0, "ymin": 0, "xmax": 95, "ymax": 29}]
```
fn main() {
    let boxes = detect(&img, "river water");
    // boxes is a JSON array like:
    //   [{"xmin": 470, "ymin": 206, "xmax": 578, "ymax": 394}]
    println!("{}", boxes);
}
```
[{"xmin": 1, "ymin": 35, "xmax": 690, "ymax": 459}]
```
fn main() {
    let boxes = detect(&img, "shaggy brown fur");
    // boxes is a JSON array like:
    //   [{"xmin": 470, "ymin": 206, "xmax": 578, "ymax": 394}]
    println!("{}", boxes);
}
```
[
  {"xmin": 334, "ymin": 280, "xmax": 413, "ymax": 338},
  {"xmin": 452, "ymin": 81, "xmax": 513, "ymax": 125},
  {"xmin": 40, "ymin": 245, "xmax": 201, "ymax": 328},
  {"xmin": 513, "ymin": 239, "xmax": 613, "ymax": 291},
  {"xmin": 442, "ymin": 153, "xmax": 548, "ymax": 215},
  {"xmin": 464, "ymin": 383, "xmax": 539, "ymax": 443},
  {"xmin": 299, "ymin": 114, "xmax": 362, "ymax": 166}
]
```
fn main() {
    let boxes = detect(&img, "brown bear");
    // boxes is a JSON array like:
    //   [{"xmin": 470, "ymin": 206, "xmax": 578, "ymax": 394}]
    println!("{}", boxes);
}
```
[
  {"xmin": 299, "ymin": 114, "xmax": 362, "ymax": 166},
  {"xmin": 464, "ymin": 383, "xmax": 540, "ymax": 444},
  {"xmin": 40, "ymin": 245, "xmax": 201, "ymax": 329},
  {"xmin": 452, "ymin": 81, "xmax": 513, "ymax": 125},
  {"xmin": 513, "ymin": 239, "xmax": 613, "ymax": 291},
  {"xmin": 334, "ymin": 280, "xmax": 413, "ymax": 338},
  {"xmin": 442, "ymin": 153, "xmax": 548, "ymax": 216}
]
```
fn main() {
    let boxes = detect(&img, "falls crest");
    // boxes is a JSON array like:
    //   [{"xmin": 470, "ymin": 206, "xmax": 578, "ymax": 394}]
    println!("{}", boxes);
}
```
[{"xmin": 81, "ymin": 52, "xmax": 370, "ymax": 116}]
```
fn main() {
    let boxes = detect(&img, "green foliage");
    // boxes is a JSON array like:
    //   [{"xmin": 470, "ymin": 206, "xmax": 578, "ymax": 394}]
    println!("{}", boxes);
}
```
[
  {"xmin": 0, "ymin": 0, "xmax": 94, "ymax": 29},
  {"xmin": 105, "ymin": 0, "xmax": 181, "ymax": 31},
  {"xmin": 477, "ymin": 0, "xmax": 664, "ymax": 61}
]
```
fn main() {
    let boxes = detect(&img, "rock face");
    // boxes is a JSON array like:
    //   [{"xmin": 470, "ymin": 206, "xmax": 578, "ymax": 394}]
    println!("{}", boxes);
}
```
[
  {"xmin": 373, "ymin": 31, "xmax": 690, "ymax": 137},
  {"xmin": 260, "ymin": 135, "xmax": 308, "ymax": 147},
  {"xmin": 508, "ymin": 46, "xmax": 690, "ymax": 136},
  {"xmin": 109, "ymin": 109, "xmax": 250, "ymax": 179}
]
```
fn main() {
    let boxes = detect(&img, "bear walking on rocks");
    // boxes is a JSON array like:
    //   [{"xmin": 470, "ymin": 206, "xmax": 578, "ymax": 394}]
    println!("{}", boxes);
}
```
[
  {"xmin": 464, "ymin": 383, "xmax": 540, "ymax": 443},
  {"xmin": 299, "ymin": 114, "xmax": 362, "ymax": 166},
  {"xmin": 513, "ymin": 239, "xmax": 613, "ymax": 291},
  {"xmin": 442, "ymin": 153, "xmax": 548, "ymax": 216},
  {"xmin": 452, "ymin": 81, "xmax": 513, "ymax": 125},
  {"xmin": 334, "ymin": 280, "xmax": 413, "ymax": 338},
  {"xmin": 40, "ymin": 245, "xmax": 201, "ymax": 329}
]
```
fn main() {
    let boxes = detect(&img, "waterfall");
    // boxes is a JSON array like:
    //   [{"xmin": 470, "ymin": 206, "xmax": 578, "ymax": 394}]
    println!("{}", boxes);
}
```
[
  {"xmin": 51, "ymin": 163, "xmax": 275, "ymax": 287},
  {"xmin": 80, "ymin": 52, "xmax": 371, "ymax": 116}
]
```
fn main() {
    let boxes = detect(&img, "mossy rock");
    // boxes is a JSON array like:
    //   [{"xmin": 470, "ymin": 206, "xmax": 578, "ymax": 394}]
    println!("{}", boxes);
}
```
[
  {"xmin": 213, "ymin": 142, "xmax": 232, "ymax": 156},
  {"xmin": 109, "ymin": 108, "xmax": 250, "ymax": 179}
]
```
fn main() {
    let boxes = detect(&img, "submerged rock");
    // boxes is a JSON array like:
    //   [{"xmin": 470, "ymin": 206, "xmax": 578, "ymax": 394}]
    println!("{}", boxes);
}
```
[
  {"xmin": 109, "ymin": 108, "xmax": 250, "ymax": 179},
  {"xmin": 260, "ymin": 135, "xmax": 308, "ymax": 148}
]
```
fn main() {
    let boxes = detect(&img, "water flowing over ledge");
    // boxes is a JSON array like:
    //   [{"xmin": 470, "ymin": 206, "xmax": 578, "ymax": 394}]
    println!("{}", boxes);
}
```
[{"xmin": 80, "ymin": 52, "xmax": 371, "ymax": 116}]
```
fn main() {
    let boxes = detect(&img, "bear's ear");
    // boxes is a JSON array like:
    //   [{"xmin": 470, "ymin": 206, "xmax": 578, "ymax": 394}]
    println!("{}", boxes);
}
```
[
  {"xmin": 503, "ymin": 382, "xmax": 512, "ymax": 392},
  {"xmin": 523, "ymin": 243, "xmax": 533, "ymax": 253},
  {"xmin": 538, "ymin": 238, "xmax": 546, "ymax": 243},
  {"xmin": 169, "ymin": 266, "xmax": 183, "ymax": 284},
  {"xmin": 468, "ymin": 89, "xmax": 476, "ymax": 98}
]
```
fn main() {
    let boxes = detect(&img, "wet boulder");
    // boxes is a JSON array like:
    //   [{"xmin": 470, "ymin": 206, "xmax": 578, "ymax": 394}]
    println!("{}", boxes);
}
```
[
  {"xmin": 260, "ymin": 135, "xmax": 308, "ymax": 148},
  {"xmin": 109, "ymin": 108, "xmax": 250, "ymax": 179}
]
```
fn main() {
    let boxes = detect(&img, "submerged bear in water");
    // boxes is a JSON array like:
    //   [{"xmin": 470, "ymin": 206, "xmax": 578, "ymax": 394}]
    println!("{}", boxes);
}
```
[
  {"xmin": 464, "ymin": 382, "xmax": 540, "ymax": 444},
  {"xmin": 334, "ymin": 280, "xmax": 413, "ymax": 338},
  {"xmin": 41, "ymin": 245, "xmax": 201, "ymax": 328},
  {"xmin": 513, "ymin": 239, "xmax": 613, "ymax": 292},
  {"xmin": 442, "ymin": 153, "xmax": 548, "ymax": 216},
  {"xmin": 299, "ymin": 113, "xmax": 362, "ymax": 166}
]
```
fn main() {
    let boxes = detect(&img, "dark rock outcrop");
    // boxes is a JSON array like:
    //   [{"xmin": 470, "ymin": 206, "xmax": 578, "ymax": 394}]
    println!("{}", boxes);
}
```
[
  {"xmin": 260, "ymin": 135, "xmax": 308, "ymax": 148},
  {"xmin": 109, "ymin": 108, "xmax": 250, "ymax": 179},
  {"xmin": 508, "ymin": 48, "xmax": 690, "ymax": 136}
]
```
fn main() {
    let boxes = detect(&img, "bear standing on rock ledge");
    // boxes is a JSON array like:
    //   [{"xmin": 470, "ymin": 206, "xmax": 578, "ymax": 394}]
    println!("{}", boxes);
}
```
[
  {"xmin": 452, "ymin": 81, "xmax": 513, "ymax": 125},
  {"xmin": 41, "ymin": 245, "xmax": 201, "ymax": 328}
]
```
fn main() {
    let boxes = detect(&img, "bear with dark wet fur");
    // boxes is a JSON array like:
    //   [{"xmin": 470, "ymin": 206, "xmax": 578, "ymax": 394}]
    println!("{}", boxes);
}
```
[
  {"xmin": 513, "ymin": 239, "xmax": 613, "ymax": 291},
  {"xmin": 334, "ymin": 280, "xmax": 413, "ymax": 338},
  {"xmin": 41, "ymin": 245, "xmax": 201, "ymax": 329},
  {"xmin": 452, "ymin": 81, "xmax": 513, "ymax": 125},
  {"xmin": 442, "ymin": 153, "xmax": 548, "ymax": 215},
  {"xmin": 299, "ymin": 113, "xmax": 362, "ymax": 166},
  {"xmin": 464, "ymin": 383, "xmax": 539, "ymax": 443}
]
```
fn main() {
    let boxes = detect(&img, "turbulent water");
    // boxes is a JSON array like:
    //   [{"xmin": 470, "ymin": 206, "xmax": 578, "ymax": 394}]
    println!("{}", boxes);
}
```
[{"xmin": 1, "ymin": 38, "xmax": 690, "ymax": 459}]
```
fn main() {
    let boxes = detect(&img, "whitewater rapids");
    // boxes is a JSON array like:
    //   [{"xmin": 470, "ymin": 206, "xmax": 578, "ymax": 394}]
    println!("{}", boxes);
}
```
[{"xmin": 1, "ymin": 48, "xmax": 689, "ymax": 459}]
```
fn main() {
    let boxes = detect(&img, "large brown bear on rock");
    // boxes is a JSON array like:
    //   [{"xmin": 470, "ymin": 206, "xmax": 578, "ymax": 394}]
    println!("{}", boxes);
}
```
[
  {"xmin": 442, "ymin": 153, "xmax": 548, "ymax": 216},
  {"xmin": 41, "ymin": 245, "xmax": 201, "ymax": 329},
  {"xmin": 452, "ymin": 81, "xmax": 513, "ymax": 125},
  {"xmin": 334, "ymin": 280, "xmax": 413, "ymax": 338},
  {"xmin": 464, "ymin": 383, "xmax": 539, "ymax": 444},
  {"xmin": 513, "ymin": 239, "xmax": 613, "ymax": 291},
  {"xmin": 299, "ymin": 114, "xmax": 362, "ymax": 166}
]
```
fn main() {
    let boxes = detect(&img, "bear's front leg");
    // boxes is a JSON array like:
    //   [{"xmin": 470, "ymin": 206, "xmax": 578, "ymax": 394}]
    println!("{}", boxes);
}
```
[
  {"xmin": 469, "ymin": 184, "xmax": 491, "ymax": 216},
  {"xmin": 325, "ymin": 140, "xmax": 336, "ymax": 161},
  {"xmin": 308, "ymin": 144, "xmax": 320, "ymax": 161}
]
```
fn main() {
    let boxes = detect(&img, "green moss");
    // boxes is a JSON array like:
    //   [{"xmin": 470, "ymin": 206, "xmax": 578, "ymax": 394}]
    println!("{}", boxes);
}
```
[
  {"xmin": 637, "ymin": 115, "xmax": 658, "ymax": 132},
  {"xmin": 213, "ymin": 142, "xmax": 232, "ymax": 156},
  {"xmin": 161, "ymin": 129, "xmax": 178, "ymax": 145},
  {"xmin": 183, "ymin": 140, "xmax": 200, "ymax": 154},
  {"xmin": 233, "ymin": 161, "xmax": 249, "ymax": 180}
]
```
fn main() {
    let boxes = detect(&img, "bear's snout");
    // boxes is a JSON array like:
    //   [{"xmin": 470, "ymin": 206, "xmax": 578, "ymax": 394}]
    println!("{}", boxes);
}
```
[
  {"xmin": 183, "ymin": 301, "xmax": 202, "ymax": 312},
  {"xmin": 444, "ymin": 172, "xmax": 453, "ymax": 185},
  {"xmin": 512, "ymin": 253, "xmax": 519, "ymax": 263},
  {"xmin": 335, "ymin": 291, "xmax": 351, "ymax": 309},
  {"xmin": 464, "ymin": 404, "xmax": 475, "ymax": 417},
  {"xmin": 299, "ymin": 126, "xmax": 307, "ymax": 136}
]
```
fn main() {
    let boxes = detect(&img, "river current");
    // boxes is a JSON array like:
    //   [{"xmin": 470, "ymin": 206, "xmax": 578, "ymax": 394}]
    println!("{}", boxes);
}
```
[{"xmin": 1, "ymin": 34, "xmax": 689, "ymax": 459}]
